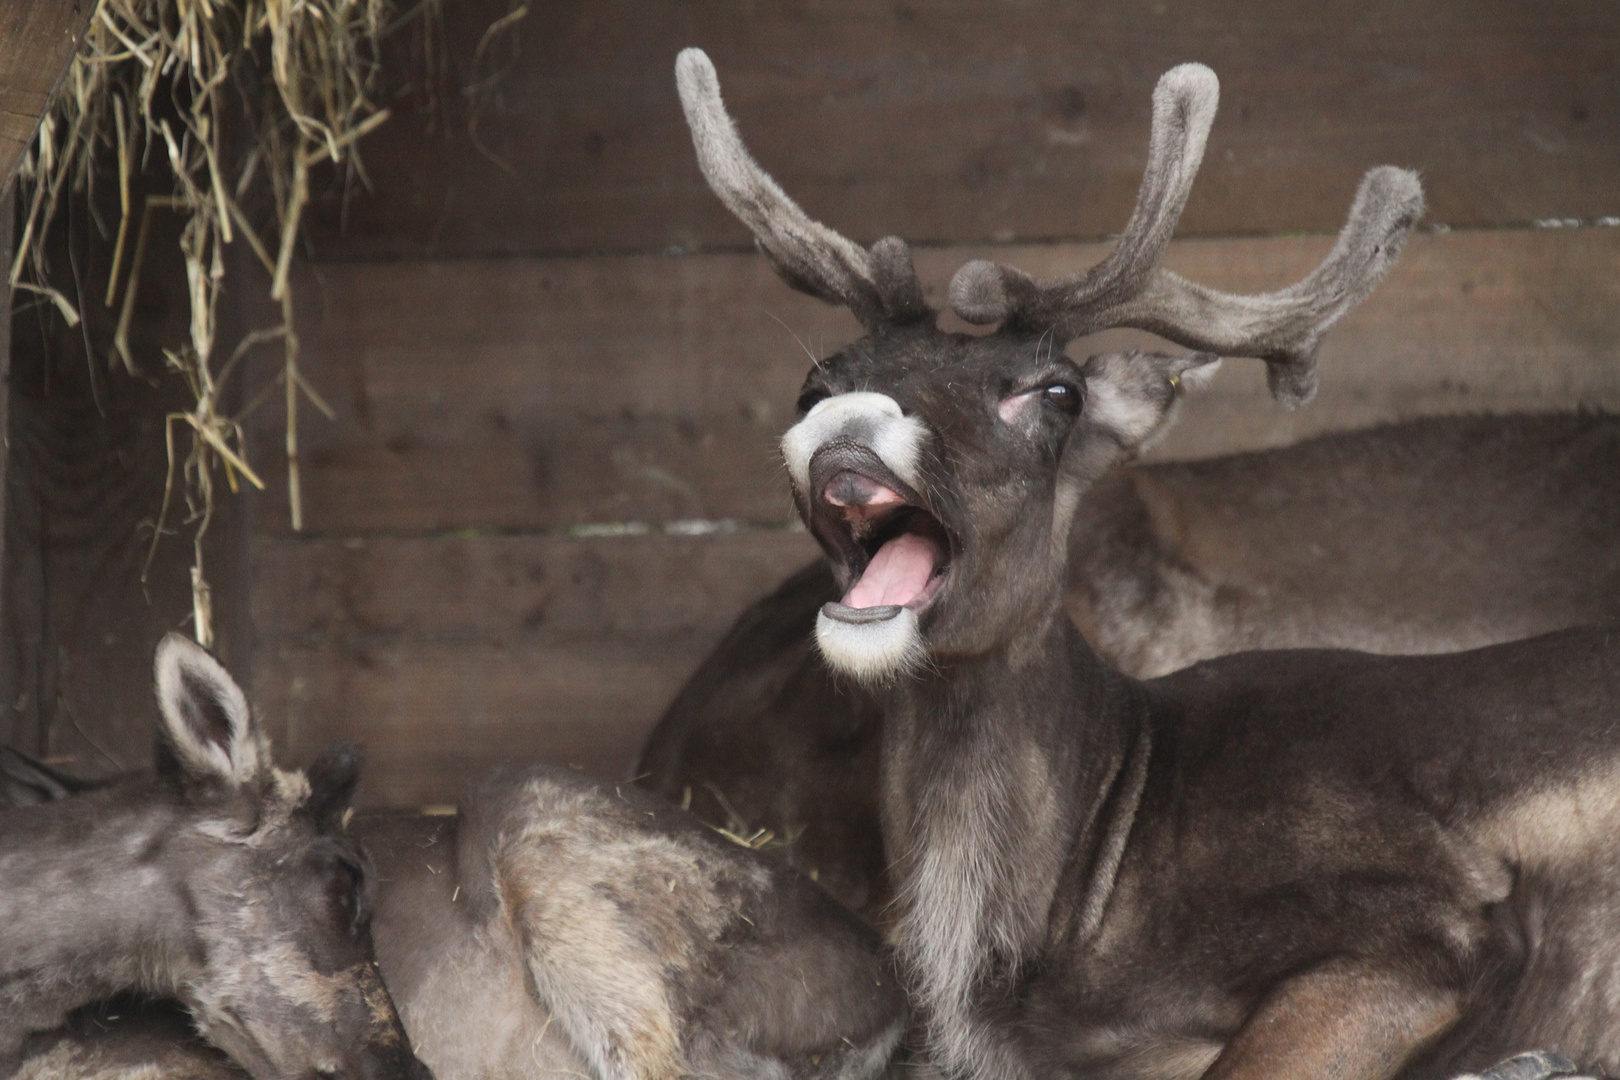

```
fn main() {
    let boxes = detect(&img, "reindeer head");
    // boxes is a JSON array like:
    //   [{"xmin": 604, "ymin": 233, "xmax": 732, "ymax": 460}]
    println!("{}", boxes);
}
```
[
  {"xmin": 149, "ymin": 634, "xmax": 430, "ymax": 1080},
  {"xmin": 677, "ymin": 49, "xmax": 1423, "ymax": 683}
]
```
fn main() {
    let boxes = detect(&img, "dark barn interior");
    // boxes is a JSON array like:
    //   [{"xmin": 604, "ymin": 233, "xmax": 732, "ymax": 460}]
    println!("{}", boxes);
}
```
[{"xmin": 0, "ymin": 0, "xmax": 1616, "ymax": 810}]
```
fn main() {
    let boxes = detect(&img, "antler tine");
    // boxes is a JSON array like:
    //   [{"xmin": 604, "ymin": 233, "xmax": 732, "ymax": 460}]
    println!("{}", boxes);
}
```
[
  {"xmin": 950, "ymin": 63, "xmax": 1425, "ymax": 408},
  {"xmin": 677, "ymin": 49, "xmax": 928, "ymax": 330},
  {"xmin": 950, "ymin": 63, "xmax": 1219, "ymax": 330},
  {"xmin": 1115, "ymin": 166, "xmax": 1426, "ymax": 406}
]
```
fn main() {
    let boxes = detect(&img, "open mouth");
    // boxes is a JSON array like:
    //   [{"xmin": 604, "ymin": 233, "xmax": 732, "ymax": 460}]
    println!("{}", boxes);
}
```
[{"xmin": 807, "ymin": 441, "xmax": 952, "ymax": 624}]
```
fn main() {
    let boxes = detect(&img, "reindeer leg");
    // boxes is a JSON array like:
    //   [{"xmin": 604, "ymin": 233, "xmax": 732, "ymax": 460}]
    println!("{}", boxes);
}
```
[
  {"xmin": 1200, "ymin": 958, "xmax": 1461, "ymax": 1080},
  {"xmin": 500, "ymin": 864, "xmax": 687, "ymax": 1080}
]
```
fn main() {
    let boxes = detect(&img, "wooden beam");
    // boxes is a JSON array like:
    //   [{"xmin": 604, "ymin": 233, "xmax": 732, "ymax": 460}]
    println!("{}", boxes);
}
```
[
  {"xmin": 250, "ymin": 226, "xmax": 1620, "ymax": 537},
  {"xmin": 0, "ymin": 1, "xmax": 94, "ymax": 193},
  {"xmin": 250, "ymin": 530, "xmax": 820, "ymax": 805},
  {"xmin": 306, "ymin": 0, "xmax": 1620, "ymax": 259},
  {"xmin": 257, "ymin": 636, "xmax": 709, "ymax": 806},
  {"xmin": 251, "ymin": 529, "xmax": 818, "ymax": 643}
]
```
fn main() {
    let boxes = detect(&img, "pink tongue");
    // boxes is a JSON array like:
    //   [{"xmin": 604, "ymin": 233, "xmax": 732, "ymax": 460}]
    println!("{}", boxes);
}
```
[{"xmin": 844, "ymin": 533, "xmax": 940, "ymax": 609}]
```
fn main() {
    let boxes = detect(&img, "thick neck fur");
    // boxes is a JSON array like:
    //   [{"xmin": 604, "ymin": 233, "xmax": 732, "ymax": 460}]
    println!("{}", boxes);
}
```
[
  {"xmin": 879, "ymin": 615, "xmax": 1142, "ymax": 1080},
  {"xmin": 0, "ymin": 779, "xmax": 192, "ymax": 1052}
]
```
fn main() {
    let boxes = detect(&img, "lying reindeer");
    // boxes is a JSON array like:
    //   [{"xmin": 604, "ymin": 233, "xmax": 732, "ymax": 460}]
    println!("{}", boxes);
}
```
[
  {"xmin": 0, "ymin": 634, "xmax": 429, "ymax": 1079},
  {"xmin": 638, "ymin": 54, "xmax": 1620, "ymax": 923},
  {"xmin": 350, "ymin": 766, "xmax": 905, "ymax": 1080},
  {"xmin": 5, "ymin": 670, "xmax": 905, "ymax": 1080},
  {"xmin": 676, "ymin": 47, "xmax": 1620, "ymax": 1079}
]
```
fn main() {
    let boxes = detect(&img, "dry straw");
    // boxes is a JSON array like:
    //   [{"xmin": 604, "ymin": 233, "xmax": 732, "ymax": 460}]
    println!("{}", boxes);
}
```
[{"xmin": 12, "ymin": 0, "xmax": 393, "ymax": 648}]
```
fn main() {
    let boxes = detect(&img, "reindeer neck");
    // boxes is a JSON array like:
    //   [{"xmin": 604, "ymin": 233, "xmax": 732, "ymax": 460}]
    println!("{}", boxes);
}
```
[
  {"xmin": 882, "ymin": 616, "xmax": 1141, "ymax": 879},
  {"xmin": 877, "ymin": 617, "xmax": 1144, "ymax": 1079},
  {"xmin": 0, "ymin": 781, "xmax": 194, "ymax": 1023}
]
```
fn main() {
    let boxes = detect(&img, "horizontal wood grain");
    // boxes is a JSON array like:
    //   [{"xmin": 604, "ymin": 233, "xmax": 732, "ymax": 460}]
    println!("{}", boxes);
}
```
[
  {"xmin": 305, "ymin": 0, "xmax": 1620, "ymax": 259},
  {"xmin": 248, "ymin": 226, "xmax": 1620, "ymax": 535},
  {"xmin": 254, "ymin": 637, "xmax": 700, "ymax": 807},
  {"xmin": 0, "ymin": 1, "xmax": 94, "ymax": 191},
  {"xmin": 249, "ymin": 530, "xmax": 820, "ymax": 805},
  {"xmin": 251, "ymin": 529, "xmax": 819, "ymax": 643}
]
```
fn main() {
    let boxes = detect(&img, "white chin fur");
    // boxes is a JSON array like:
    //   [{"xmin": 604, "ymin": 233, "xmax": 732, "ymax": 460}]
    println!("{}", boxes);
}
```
[{"xmin": 815, "ymin": 607, "xmax": 925, "ymax": 685}]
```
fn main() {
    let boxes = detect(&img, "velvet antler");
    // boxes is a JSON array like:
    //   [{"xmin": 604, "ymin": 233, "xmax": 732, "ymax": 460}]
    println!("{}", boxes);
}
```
[
  {"xmin": 676, "ymin": 48, "xmax": 931, "ymax": 330},
  {"xmin": 948, "ymin": 64, "xmax": 1425, "ymax": 407}
]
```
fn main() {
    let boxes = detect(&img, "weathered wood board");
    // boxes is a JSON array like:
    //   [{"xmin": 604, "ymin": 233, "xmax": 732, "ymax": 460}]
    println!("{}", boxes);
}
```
[
  {"xmin": 254, "ymin": 227, "xmax": 1620, "ymax": 537},
  {"xmin": 251, "ymin": 530, "xmax": 820, "ymax": 806},
  {"xmin": 305, "ymin": 0, "xmax": 1620, "ymax": 259},
  {"xmin": 0, "ymin": 1, "xmax": 94, "ymax": 191}
]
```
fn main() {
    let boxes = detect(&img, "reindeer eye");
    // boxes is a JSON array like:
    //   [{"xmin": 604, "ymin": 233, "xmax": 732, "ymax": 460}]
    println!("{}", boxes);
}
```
[{"xmin": 1042, "ymin": 383, "xmax": 1081, "ymax": 415}]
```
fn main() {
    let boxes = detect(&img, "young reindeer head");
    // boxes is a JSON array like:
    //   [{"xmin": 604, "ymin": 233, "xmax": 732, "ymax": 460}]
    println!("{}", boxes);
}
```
[
  {"xmin": 142, "ymin": 634, "xmax": 429, "ymax": 1080},
  {"xmin": 677, "ymin": 49, "xmax": 1424, "ymax": 683}
]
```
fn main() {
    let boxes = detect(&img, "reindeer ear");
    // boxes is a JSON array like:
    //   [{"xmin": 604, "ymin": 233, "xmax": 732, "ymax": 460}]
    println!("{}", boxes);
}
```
[
  {"xmin": 153, "ymin": 632, "xmax": 264, "ymax": 793},
  {"xmin": 305, "ymin": 742, "xmax": 364, "ymax": 831},
  {"xmin": 1080, "ymin": 351, "xmax": 1221, "ymax": 453}
]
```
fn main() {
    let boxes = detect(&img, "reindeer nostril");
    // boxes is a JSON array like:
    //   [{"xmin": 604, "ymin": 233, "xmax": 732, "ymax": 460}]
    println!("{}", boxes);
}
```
[{"xmin": 824, "ymin": 470, "xmax": 904, "ymax": 510}]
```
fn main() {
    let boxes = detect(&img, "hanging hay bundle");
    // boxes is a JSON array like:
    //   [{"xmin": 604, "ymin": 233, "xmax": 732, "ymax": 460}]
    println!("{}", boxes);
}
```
[{"xmin": 11, "ymin": 0, "xmax": 394, "ymax": 648}]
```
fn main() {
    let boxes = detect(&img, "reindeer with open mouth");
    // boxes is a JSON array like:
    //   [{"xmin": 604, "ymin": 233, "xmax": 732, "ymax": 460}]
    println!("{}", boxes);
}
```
[{"xmin": 678, "ymin": 46, "xmax": 1620, "ymax": 1080}]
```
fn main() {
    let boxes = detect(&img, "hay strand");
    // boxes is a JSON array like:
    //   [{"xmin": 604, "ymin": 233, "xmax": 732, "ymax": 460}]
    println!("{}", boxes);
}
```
[{"xmin": 18, "ymin": 0, "xmax": 397, "ymax": 646}]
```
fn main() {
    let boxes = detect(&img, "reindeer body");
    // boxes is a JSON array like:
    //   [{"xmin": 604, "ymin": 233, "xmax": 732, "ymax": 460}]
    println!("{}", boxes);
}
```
[
  {"xmin": 1, "ymin": 762, "xmax": 903, "ymax": 1080},
  {"xmin": 638, "ymin": 412, "xmax": 1620, "ymax": 922},
  {"xmin": 884, "ymin": 618, "xmax": 1620, "ymax": 1080},
  {"xmin": 354, "ymin": 766, "xmax": 906, "ymax": 1080},
  {"xmin": 355, "ymin": 810, "xmax": 585, "ymax": 1080},
  {"xmin": 776, "ymin": 319, "xmax": 1620, "ymax": 1080},
  {"xmin": 1070, "ymin": 413, "xmax": 1620, "ymax": 674},
  {"xmin": 3, "ymin": 718, "xmax": 904, "ymax": 1080},
  {"xmin": 673, "ymin": 47, "xmax": 1620, "ymax": 1080}
]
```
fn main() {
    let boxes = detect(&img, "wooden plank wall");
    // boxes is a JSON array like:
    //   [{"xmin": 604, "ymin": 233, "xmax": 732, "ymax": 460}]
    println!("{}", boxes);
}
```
[
  {"xmin": 306, "ymin": 0, "xmax": 1620, "ymax": 257},
  {"xmin": 237, "ymin": 0, "xmax": 1620, "ymax": 808},
  {"xmin": 0, "ymin": 2, "xmax": 94, "ymax": 189}
]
